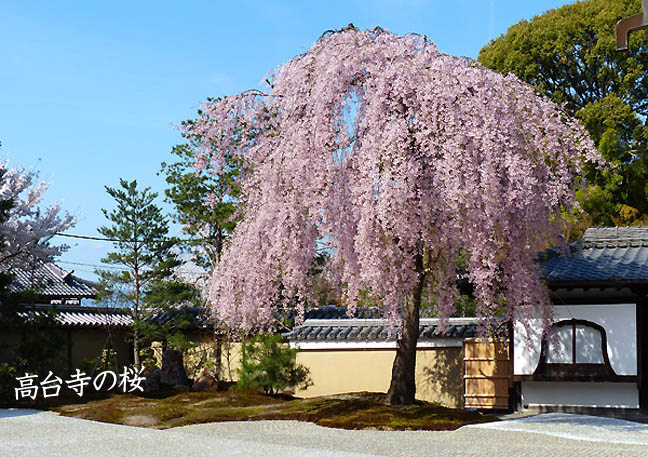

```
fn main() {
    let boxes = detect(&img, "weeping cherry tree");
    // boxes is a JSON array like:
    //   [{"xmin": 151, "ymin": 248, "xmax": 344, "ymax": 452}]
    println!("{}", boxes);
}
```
[{"xmin": 188, "ymin": 26, "xmax": 600, "ymax": 406}]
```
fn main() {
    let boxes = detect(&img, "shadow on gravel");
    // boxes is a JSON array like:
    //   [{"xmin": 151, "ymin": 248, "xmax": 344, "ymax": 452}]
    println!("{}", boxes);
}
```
[
  {"xmin": 515, "ymin": 413, "xmax": 648, "ymax": 432},
  {"xmin": 0, "ymin": 409, "xmax": 43, "ymax": 419}
]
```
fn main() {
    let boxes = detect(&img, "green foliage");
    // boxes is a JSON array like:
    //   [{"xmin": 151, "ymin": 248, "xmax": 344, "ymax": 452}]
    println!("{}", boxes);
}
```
[
  {"xmin": 141, "ymin": 279, "xmax": 202, "ymax": 348},
  {"xmin": 479, "ymin": 0, "xmax": 648, "ymax": 226},
  {"xmin": 0, "ymin": 362, "xmax": 16, "ymax": 400},
  {"xmin": 98, "ymin": 179, "xmax": 179, "ymax": 287},
  {"xmin": 97, "ymin": 178, "xmax": 180, "ymax": 369},
  {"xmin": 308, "ymin": 252, "xmax": 341, "ymax": 307},
  {"xmin": 160, "ymin": 116, "xmax": 240, "ymax": 270},
  {"xmin": 237, "ymin": 333, "xmax": 312, "ymax": 395},
  {"xmin": 451, "ymin": 294, "xmax": 477, "ymax": 317},
  {"xmin": 78, "ymin": 348, "xmax": 119, "ymax": 375},
  {"xmin": 137, "ymin": 347, "xmax": 160, "ymax": 375},
  {"xmin": 140, "ymin": 279, "xmax": 203, "ymax": 368},
  {"xmin": 145, "ymin": 279, "xmax": 202, "ymax": 310},
  {"xmin": 0, "ymin": 302, "xmax": 65, "ymax": 400}
]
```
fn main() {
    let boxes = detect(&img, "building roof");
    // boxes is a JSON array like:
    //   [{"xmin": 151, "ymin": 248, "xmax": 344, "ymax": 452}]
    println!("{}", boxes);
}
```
[
  {"xmin": 285, "ymin": 304, "xmax": 442, "ymax": 324},
  {"xmin": 10, "ymin": 262, "xmax": 97, "ymax": 300},
  {"xmin": 285, "ymin": 315, "xmax": 479, "ymax": 342},
  {"xmin": 17, "ymin": 304, "xmax": 132, "ymax": 328},
  {"xmin": 148, "ymin": 306, "xmax": 213, "ymax": 330},
  {"xmin": 541, "ymin": 226, "xmax": 648, "ymax": 284},
  {"xmin": 303, "ymin": 305, "xmax": 385, "ymax": 320}
]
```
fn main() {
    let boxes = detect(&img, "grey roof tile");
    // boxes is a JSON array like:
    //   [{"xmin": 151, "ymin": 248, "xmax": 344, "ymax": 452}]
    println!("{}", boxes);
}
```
[
  {"xmin": 319, "ymin": 326, "xmax": 334, "ymax": 339},
  {"xmin": 286, "ymin": 317, "xmax": 481, "ymax": 342},
  {"xmin": 358, "ymin": 326, "xmax": 372, "ymax": 339},
  {"xmin": 368, "ymin": 326, "xmax": 382, "ymax": 339},
  {"xmin": 337, "ymin": 327, "xmax": 353, "ymax": 339},
  {"xmin": 309, "ymin": 326, "xmax": 324, "ymax": 340},
  {"xmin": 422, "ymin": 326, "xmax": 436, "ymax": 338},
  {"xmin": 348, "ymin": 326, "xmax": 362, "ymax": 338},
  {"xmin": 15, "ymin": 304, "xmax": 132, "ymax": 328},
  {"xmin": 9, "ymin": 263, "xmax": 97, "ymax": 298},
  {"xmin": 541, "ymin": 226, "xmax": 648, "ymax": 283}
]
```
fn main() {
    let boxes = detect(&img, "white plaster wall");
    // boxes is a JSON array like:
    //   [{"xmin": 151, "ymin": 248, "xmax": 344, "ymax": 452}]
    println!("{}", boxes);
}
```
[
  {"xmin": 514, "ymin": 303, "xmax": 637, "ymax": 376},
  {"xmin": 521, "ymin": 381, "xmax": 639, "ymax": 408},
  {"xmin": 513, "ymin": 320, "xmax": 542, "ymax": 375},
  {"xmin": 555, "ymin": 304, "xmax": 636, "ymax": 375}
]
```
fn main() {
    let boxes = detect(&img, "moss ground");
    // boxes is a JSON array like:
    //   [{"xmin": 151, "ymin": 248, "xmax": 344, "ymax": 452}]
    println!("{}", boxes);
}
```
[{"xmin": 44, "ymin": 389, "xmax": 496, "ymax": 431}]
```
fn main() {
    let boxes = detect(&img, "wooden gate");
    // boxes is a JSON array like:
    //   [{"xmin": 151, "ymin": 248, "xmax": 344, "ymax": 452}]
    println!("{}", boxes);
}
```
[{"xmin": 463, "ymin": 338, "xmax": 511, "ymax": 409}]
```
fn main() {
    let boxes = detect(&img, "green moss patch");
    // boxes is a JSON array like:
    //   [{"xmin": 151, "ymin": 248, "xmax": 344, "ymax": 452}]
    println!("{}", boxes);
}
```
[{"xmin": 52, "ymin": 390, "xmax": 496, "ymax": 431}]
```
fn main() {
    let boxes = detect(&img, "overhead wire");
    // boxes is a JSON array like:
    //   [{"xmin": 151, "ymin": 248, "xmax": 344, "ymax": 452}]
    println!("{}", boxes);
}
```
[
  {"xmin": 54, "ymin": 233, "xmax": 212, "ymax": 277},
  {"xmin": 55, "ymin": 232, "xmax": 206, "ymax": 244},
  {"xmin": 57, "ymin": 260, "xmax": 208, "ymax": 276}
]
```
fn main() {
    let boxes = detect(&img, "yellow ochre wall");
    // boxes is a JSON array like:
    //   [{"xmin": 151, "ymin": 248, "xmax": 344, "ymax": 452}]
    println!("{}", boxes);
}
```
[{"xmin": 295, "ymin": 346, "xmax": 464, "ymax": 408}]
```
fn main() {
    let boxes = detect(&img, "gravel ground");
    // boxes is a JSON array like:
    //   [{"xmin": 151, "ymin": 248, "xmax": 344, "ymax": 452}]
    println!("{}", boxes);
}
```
[{"xmin": 2, "ymin": 409, "xmax": 648, "ymax": 457}]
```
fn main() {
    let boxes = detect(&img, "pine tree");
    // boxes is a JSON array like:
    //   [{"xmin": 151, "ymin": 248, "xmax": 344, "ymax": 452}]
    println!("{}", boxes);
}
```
[{"xmin": 97, "ymin": 179, "xmax": 179, "ymax": 370}]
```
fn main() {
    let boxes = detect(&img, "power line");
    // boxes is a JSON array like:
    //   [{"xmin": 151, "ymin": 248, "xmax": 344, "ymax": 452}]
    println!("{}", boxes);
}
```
[
  {"xmin": 57, "ymin": 260, "xmax": 209, "ymax": 276},
  {"xmin": 55, "ymin": 232, "xmax": 149, "ymax": 243},
  {"xmin": 55, "ymin": 232, "xmax": 208, "ymax": 244},
  {"xmin": 57, "ymin": 260, "xmax": 128, "ymax": 271}
]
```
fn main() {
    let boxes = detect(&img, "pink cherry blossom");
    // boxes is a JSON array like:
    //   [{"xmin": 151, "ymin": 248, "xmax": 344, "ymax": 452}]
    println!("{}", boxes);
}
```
[
  {"xmin": 0, "ymin": 161, "xmax": 75, "ymax": 269},
  {"xmin": 188, "ymin": 27, "xmax": 600, "ymax": 340}
]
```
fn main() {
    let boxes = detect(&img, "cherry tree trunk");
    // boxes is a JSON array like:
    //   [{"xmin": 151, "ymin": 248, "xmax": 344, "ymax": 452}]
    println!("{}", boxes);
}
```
[{"xmin": 386, "ymin": 259, "xmax": 425, "ymax": 406}]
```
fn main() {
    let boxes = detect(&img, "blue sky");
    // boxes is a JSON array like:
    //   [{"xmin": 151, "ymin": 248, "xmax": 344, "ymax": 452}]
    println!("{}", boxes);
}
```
[{"xmin": 1, "ymin": 0, "xmax": 577, "ymax": 280}]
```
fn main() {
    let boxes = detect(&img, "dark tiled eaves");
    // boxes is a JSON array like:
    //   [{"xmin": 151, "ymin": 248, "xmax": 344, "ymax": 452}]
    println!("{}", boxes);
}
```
[
  {"xmin": 540, "ymin": 226, "xmax": 648, "ymax": 283},
  {"xmin": 542, "ymin": 246, "xmax": 648, "ymax": 282},
  {"xmin": 285, "ymin": 317, "xmax": 479, "ymax": 342},
  {"xmin": 9, "ymin": 263, "xmax": 97, "ymax": 298},
  {"xmin": 15, "ymin": 305, "xmax": 132, "ymax": 328},
  {"xmin": 303, "ymin": 306, "xmax": 385, "ymax": 320},
  {"xmin": 148, "ymin": 306, "xmax": 213, "ymax": 330}
]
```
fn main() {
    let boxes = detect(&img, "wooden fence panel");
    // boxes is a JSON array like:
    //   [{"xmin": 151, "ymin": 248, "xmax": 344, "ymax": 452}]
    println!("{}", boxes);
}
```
[{"xmin": 463, "ymin": 338, "xmax": 511, "ymax": 409}]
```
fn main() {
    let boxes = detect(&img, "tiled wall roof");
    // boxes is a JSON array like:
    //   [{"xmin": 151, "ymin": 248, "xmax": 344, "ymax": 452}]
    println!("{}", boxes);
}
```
[{"xmin": 285, "ymin": 316, "xmax": 480, "ymax": 342}]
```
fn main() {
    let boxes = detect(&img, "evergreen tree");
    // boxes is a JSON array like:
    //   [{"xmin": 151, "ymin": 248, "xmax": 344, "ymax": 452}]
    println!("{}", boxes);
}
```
[
  {"xmin": 140, "ymin": 278, "xmax": 202, "ymax": 353},
  {"xmin": 478, "ymin": 0, "xmax": 648, "ymax": 228},
  {"xmin": 160, "ymin": 118, "xmax": 239, "ymax": 272},
  {"xmin": 97, "ymin": 179, "xmax": 179, "ymax": 370}
]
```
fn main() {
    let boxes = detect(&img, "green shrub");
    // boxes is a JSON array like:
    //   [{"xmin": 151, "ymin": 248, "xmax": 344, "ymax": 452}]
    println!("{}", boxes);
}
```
[
  {"xmin": 0, "ymin": 362, "xmax": 16, "ymax": 400},
  {"xmin": 236, "ymin": 333, "xmax": 312, "ymax": 395},
  {"xmin": 78, "ymin": 349, "xmax": 119, "ymax": 376}
]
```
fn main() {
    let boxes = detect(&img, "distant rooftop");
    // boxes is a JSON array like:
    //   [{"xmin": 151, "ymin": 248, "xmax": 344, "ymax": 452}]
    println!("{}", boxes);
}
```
[
  {"xmin": 15, "ymin": 304, "xmax": 132, "ymax": 328},
  {"xmin": 541, "ymin": 226, "xmax": 648, "ymax": 283},
  {"xmin": 148, "ymin": 306, "xmax": 213, "ymax": 331},
  {"xmin": 9, "ymin": 262, "xmax": 97, "ymax": 303}
]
